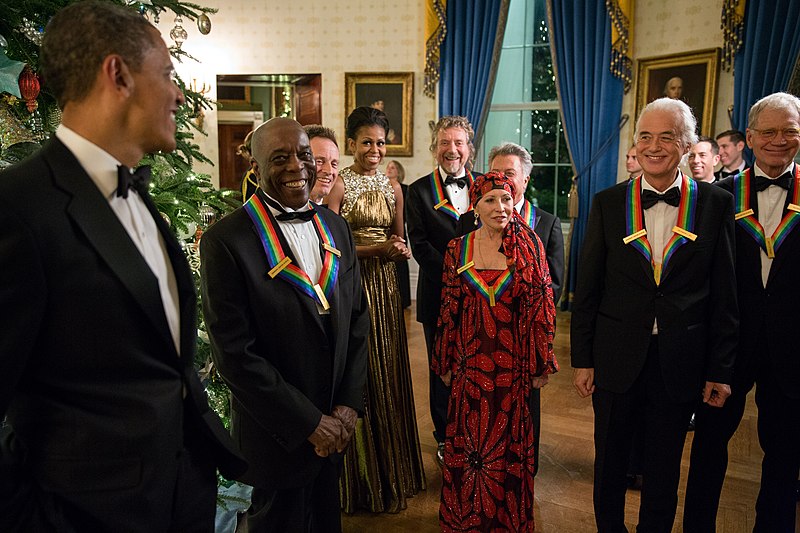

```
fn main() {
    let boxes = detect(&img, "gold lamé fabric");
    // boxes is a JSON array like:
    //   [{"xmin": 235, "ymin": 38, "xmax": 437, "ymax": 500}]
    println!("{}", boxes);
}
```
[{"xmin": 338, "ymin": 168, "xmax": 426, "ymax": 513}]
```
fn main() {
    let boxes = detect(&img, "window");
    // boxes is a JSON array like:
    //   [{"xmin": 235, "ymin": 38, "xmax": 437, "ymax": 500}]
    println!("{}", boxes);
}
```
[{"xmin": 478, "ymin": 0, "xmax": 571, "ymax": 219}]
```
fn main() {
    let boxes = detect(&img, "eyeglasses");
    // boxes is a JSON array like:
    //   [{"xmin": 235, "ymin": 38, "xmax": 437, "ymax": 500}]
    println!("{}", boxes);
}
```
[{"xmin": 751, "ymin": 128, "xmax": 800, "ymax": 141}]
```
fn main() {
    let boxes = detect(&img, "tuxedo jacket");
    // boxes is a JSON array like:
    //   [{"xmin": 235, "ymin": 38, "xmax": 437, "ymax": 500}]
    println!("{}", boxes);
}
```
[
  {"xmin": 0, "ymin": 138, "xmax": 245, "ymax": 531},
  {"xmin": 718, "ymin": 167, "xmax": 800, "ymax": 398},
  {"xmin": 570, "ymin": 178, "xmax": 738, "ymax": 403},
  {"xmin": 407, "ymin": 170, "xmax": 477, "ymax": 326},
  {"xmin": 200, "ymin": 202, "xmax": 369, "ymax": 489},
  {"xmin": 456, "ymin": 202, "xmax": 565, "ymax": 303}
]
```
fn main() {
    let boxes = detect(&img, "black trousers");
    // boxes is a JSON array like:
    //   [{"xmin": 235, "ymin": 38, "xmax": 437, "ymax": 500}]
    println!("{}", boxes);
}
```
[
  {"xmin": 423, "ymin": 321, "xmax": 451, "ymax": 444},
  {"xmin": 244, "ymin": 460, "xmax": 341, "ymax": 533},
  {"xmin": 592, "ymin": 337, "xmax": 695, "ymax": 533}
]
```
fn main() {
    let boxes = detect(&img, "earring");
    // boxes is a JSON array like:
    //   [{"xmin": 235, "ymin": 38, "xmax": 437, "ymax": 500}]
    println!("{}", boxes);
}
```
[{"xmin": 474, "ymin": 211, "xmax": 480, "ymax": 224}]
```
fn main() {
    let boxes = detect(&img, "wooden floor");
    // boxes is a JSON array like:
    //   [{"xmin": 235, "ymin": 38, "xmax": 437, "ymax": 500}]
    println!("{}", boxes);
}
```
[{"xmin": 342, "ymin": 308, "xmax": 799, "ymax": 532}]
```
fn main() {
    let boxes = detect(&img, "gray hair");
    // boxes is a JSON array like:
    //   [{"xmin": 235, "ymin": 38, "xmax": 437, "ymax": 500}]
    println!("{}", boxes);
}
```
[
  {"xmin": 748, "ymin": 92, "xmax": 800, "ymax": 129},
  {"xmin": 635, "ymin": 97, "xmax": 697, "ymax": 148},
  {"xmin": 488, "ymin": 142, "xmax": 533, "ymax": 178}
]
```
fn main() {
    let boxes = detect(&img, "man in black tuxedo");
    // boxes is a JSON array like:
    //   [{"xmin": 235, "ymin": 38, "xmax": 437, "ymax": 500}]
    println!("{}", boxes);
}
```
[
  {"xmin": 406, "ymin": 115, "xmax": 478, "ymax": 464},
  {"xmin": 455, "ymin": 141, "xmax": 563, "ymax": 477},
  {"xmin": 685, "ymin": 92, "xmax": 800, "ymax": 533},
  {"xmin": 200, "ymin": 117, "xmax": 369, "ymax": 532},
  {"xmin": 571, "ymin": 97, "xmax": 737, "ymax": 533},
  {"xmin": 0, "ymin": 2, "xmax": 245, "ymax": 531},
  {"xmin": 714, "ymin": 129, "xmax": 747, "ymax": 181}
]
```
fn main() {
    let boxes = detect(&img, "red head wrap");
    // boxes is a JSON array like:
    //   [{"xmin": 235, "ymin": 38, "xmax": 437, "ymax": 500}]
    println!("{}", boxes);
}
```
[{"xmin": 469, "ymin": 171, "xmax": 516, "ymax": 208}]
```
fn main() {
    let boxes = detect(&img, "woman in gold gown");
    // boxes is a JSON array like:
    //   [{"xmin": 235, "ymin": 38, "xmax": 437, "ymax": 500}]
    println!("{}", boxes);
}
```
[{"xmin": 328, "ymin": 106, "xmax": 426, "ymax": 513}]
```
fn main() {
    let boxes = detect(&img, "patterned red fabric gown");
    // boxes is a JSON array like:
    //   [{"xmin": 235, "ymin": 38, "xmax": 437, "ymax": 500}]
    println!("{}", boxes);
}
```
[{"xmin": 432, "ymin": 230, "xmax": 558, "ymax": 532}]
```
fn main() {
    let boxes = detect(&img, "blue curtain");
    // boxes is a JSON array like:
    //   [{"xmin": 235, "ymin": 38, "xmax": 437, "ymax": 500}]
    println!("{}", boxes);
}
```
[
  {"xmin": 549, "ymin": 1, "xmax": 624, "ymax": 308},
  {"xmin": 732, "ymin": 0, "xmax": 800, "ymax": 133},
  {"xmin": 439, "ymin": 0, "xmax": 506, "ymax": 144}
]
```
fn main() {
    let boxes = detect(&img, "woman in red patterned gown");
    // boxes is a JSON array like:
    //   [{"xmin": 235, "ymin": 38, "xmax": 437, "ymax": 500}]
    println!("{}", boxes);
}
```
[{"xmin": 432, "ymin": 172, "xmax": 558, "ymax": 532}]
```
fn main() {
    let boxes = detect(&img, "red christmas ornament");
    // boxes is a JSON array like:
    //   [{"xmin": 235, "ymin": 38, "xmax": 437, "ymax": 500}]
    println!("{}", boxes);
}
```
[{"xmin": 19, "ymin": 66, "xmax": 40, "ymax": 113}]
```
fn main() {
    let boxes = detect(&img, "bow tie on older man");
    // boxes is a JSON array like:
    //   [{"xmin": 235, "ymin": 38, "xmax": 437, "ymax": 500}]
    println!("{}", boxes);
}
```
[
  {"xmin": 444, "ymin": 175, "xmax": 469, "ymax": 189},
  {"xmin": 641, "ymin": 187, "xmax": 681, "ymax": 210},
  {"xmin": 753, "ymin": 172, "xmax": 793, "ymax": 192},
  {"xmin": 116, "ymin": 165, "xmax": 151, "ymax": 199}
]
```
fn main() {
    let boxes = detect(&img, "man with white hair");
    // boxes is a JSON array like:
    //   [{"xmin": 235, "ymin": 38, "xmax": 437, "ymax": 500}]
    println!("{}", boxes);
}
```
[
  {"xmin": 686, "ymin": 92, "xmax": 800, "ymax": 533},
  {"xmin": 571, "ymin": 97, "xmax": 737, "ymax": 532}
]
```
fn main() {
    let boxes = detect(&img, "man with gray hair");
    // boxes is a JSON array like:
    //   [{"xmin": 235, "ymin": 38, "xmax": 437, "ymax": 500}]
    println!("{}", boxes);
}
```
[
  {"xmin": 686, "ymin": 92, "xmax": 800, "ymax": 533},
  {"xmin": 406, "ymin": 115, "xmax": 478, "ymax": 465},
  {"xmin": 571, "ymin": 97, "xmax": 737, "ymax": 532}
]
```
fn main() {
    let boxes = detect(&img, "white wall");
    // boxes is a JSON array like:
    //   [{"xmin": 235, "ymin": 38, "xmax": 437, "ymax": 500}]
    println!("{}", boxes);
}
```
[
  {"xmin": 616, "ymin": 0, "xmax": 735, "ymax": 180},
  {"xmin": 157, "ymin": 0, "xmax": 439, "ymax": 186}
]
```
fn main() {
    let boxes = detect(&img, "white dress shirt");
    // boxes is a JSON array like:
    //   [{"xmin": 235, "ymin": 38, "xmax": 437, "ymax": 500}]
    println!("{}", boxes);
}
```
[
  {"xmin": 755, "ymin": 162, "xmax": 795, "ymax": 287},
  {"xmin": 642, "ymin": 172, "xmax": 683, "ymax": 334},
  {"xmin": 440, "ymin": 165, "xmax": 470, "ymax": 214},
  {"xmin": 263, "ymin": 193, "xmax": 328, "ymax": 314},
  {"xmin": 56, "ymin": 125, "xmax": 181, "ymax": 353}
]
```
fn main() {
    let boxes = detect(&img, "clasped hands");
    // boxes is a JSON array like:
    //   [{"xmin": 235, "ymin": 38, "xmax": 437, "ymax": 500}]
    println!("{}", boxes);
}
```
[
  {"xmin": 307, "ymin": 405, "xmax": 358, "ymax": 457},
  {"xmin": 382, "ymin": 235, "xmax": 411, "ymax": 262}
]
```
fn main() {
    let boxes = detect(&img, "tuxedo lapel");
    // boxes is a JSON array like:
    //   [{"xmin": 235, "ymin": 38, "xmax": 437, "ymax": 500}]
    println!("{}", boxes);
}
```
[{"xmin": 44, "ymin": 140, "xmax": 175, "ymax": 352}]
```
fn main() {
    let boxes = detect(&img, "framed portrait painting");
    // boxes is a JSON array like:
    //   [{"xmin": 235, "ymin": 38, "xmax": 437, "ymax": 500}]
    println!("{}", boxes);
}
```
[
  {"xmin": 635, "ymin": 49, "xmax": 720, "ymax": 137},
  {"xmin": 344, "ymin": 72, "xmax": 414, "ymax": 156}
]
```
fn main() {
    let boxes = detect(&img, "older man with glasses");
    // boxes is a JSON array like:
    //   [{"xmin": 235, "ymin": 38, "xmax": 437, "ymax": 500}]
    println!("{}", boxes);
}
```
[{"xmin": 686, "ymin": 92, "xmax": 800, "ymax": 533}]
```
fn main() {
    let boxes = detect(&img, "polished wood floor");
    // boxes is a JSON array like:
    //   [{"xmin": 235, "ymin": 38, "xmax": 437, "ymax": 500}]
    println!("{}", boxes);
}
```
[{"xmin": 342, "ymin": 308, "xmax": 799, "ymax": 532}]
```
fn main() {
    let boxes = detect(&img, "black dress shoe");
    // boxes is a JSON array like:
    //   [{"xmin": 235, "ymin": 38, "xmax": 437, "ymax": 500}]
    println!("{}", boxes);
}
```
[{"xmin": 436, "ymin": 442, "xmax": 445, "ymax": 466}]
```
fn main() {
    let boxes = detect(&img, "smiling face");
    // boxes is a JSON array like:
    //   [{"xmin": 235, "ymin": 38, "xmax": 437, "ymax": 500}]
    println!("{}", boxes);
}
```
[
  {"xmin": 747, "ymin": 107, "xmax": 800, "ymax": 178},
  {"xmin": 386, "ymin": 161, "xmax": 398, "ymax": 180},
  {"xmin": 490, "ymin": 154, "xmax": 528, "ymax": 204},
  {"xmin": 688, "ymin": 141, "xmax": 720, "ymax": 182},
  {"xmin": 635, "ymin": 109, "xmax": 688, "ymax": 186},
  {"xmin": 309, "ymin": 136, "xmax": 339, "ymax": 202},
  {"xmin": 348, "ymin": 124, "xmax": 386, "ymax": 175},
  {"xmin": 127, "ymin": 28, "xmax": 185, "ymax": 156},
  {"xmin": 717, "ymin": 135, "xmax": 745, "ymax": 170},
  {"xmin": 253, "ymin": 119, "xmax": 316, "ymax": 209},
  {"xmin": 435, "ymin": 127, "xmax": 470, "ymax": 175},
  {"xmin": 476, "ymin": 188, "xmax": 514, "ymax": 233}
]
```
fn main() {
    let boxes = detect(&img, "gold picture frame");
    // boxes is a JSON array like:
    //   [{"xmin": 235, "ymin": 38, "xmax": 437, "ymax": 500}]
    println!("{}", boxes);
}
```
[
  {"xmin": 635, "ymin": 49, "xmax": 720, "ymax": 137},
  {"xmin": 344, "ymin": 72, "xmax": 414, "ymax": 157}
]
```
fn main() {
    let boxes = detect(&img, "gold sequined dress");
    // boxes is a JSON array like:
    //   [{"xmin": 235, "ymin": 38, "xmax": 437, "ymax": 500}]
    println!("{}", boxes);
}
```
[{"xmin": 338, "ymin": 167, "xmax": 426, "ymax": 513}]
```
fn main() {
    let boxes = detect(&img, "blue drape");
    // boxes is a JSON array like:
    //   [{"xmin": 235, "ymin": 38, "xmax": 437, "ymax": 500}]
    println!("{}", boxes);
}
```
[
  {"xmin": 549, "ymin": 1, "xmax": 624, "ymax": 308},
  {"xmin": 439, "ymin": 0, "xmax": 505, "ymax": 143},
  {"xmin": 732, "ymin": 0, "xmax": 800, "ymax": 133}
]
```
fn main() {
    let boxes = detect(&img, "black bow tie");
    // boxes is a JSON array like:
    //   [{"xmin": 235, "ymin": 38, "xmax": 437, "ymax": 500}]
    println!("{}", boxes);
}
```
[
  {"xmin": 276, "ymin": 210, "xmax": 316, "ymax": 222},
  {"xmin": 444, "ymin": 175, "xmax": 468, "ymax": 189},
  {"xmin": 116, "ymin": 165, "xmax": 151, "ymax": 199},
  {"xmin": 720, "ymin": 169, "xmax": 741, "ymax": 179},
  {"xmin": 260, "ymin": 192, "xmax": 316, "ymax": 222},
  {"xmin": 641, "ymin": 187, "xmax": 681, "ymax": 210},
  {"xmin": 754, "ymin": 172, "xmax": 792, "ymax": 192}
]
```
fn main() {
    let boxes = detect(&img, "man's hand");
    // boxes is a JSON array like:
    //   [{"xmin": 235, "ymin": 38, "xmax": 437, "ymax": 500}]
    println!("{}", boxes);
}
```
[
  {"xmin": 573, "ymin": 368, "xmax": 595, "ymax": 398},
  {"xmin": 332, "ymin": 405, "xmax": 358, "ymax": 447},
  {"xmin": 307, "ymin": 415, "xmax": 346, "ymax": 457},
  {"xmin": 702, "ymin": 381, "xmax": 731, "ymax": 408}
]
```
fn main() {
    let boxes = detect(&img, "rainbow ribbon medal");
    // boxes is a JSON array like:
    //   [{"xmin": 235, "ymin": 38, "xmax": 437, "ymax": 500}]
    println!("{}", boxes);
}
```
[
  {"xmin": 624, "ymin": 175, "xmax": 697, "ymax": 285},
  {"xmin": 430, "ymin": 168, "xmax": 475, "ymax": 220},
  {"xmin": 734, "ymin": 167, "xmax": 800, "ymax": 258},
  {"xmin": 456, "ymin": 232, "xmax": 512, "ymax": 307},
  {"xmin": 243, "ymin": 194, "xmax": 340, "ymax": 310},
  {"xmin": 519, "ymin": 200, "xmax": 536, "ymax": 228}
]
